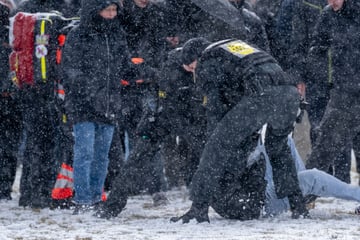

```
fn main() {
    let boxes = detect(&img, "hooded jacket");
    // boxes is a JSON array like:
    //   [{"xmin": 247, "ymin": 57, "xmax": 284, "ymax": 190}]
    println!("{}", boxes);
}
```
[
  {"xmin": 158, "ymin": 47, "xmax": 207, "ymax": 135},
  {"xmin": 285, "ymin": 0, "xmax": 328, "ymax": 85},
  {"xmin": 308, "ymin": 0, "xmax": 360, "ymax": 94},
  {"xmin": 121, "ymin": 0, "xmax": 167, "ymax": 68},
  {"xmin": 62, "ymin": 0, "xmax": 133, "ymax": 125}
]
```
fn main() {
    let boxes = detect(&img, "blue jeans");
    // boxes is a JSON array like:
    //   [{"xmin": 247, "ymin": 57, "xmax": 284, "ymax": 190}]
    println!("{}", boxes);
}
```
[
  {"xmin": 73, "ymin": 122, "xmax": 114, "ymax": 205},
  {"xmin": 264, "ymin": 135, "xmax": 360, "ymax": 217}
]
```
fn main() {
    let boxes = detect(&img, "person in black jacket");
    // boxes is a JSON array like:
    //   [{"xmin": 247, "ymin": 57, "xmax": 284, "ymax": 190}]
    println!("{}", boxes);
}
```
[
  {"xmin": 104, "ymin": 0, "xmax": 169, "ymax": 196},
  {"xmin": 171, "ymin": 38, "xmax": 309, "ymax": 223},
  {"xmin": 92, "ymin": 44, "xmax": 208, "ymax": 219},
  {"xmin": 229, "ymin": 0, "xmax": 270, "ymax": 52},
  {"xmin": 283, "ymin": 0, "xmax": 328, "ymax": 146},
  {"xmin": 158, "ymin": 47, "xmax": 207, "ymax": 188},
  {"xmin": 246, "ymin": 0, "xmax": 282, "ymax": 58},
  {"xmin": 305, "ymin": 0, "xmax": 360, "ymax": 184},
  {"xmin": 62, "ymin": 0, "xmax": 133, "ymax": 214},
  {"xmin": 164, "ymin": 0, "xmax": 269, "ymax": 52},
  {"xmin": 15, "ymin": 0, "xmax": 69, "ymax": 209},
  {"xmin": 0, "ymin": 1, "xmax": 22, "ymax": 201}
]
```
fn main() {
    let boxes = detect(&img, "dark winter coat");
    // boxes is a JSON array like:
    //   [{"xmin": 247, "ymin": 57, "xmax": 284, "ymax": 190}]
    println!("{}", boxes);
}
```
[
  {"xmin": 0, "ymin": 3, "xmax": 10, "ymax": 85},
  {"xmin": 286, "ymin": 0, "xmax": 328, "ymax": 85},
  {"xmin": 158, "ymin": 48, "xmax": 206, "ymax": 136},
  {"xmin": 308, "ymin": 0, "xmax": 360, "ymax": 95},
  {"xmin": 197, "ymin": 39, "xmax": 294, "ymax": 132},
  {"xmin": 121, "ymin": 0, "xmax": 167, "ymax": 68},
  {"xmin": 250, "ymin": 0, "xmax": 283, "ymax": 62},
  {"xmin": 62, "ymin": 0, "xmax": 133, "ymax": 125},
  {"xmin": 304, "ymin": 0, "xmax": 360, "ymax": 181}
]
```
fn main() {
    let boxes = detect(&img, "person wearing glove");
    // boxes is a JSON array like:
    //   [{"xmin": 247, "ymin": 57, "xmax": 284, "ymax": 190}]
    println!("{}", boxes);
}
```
[{"xmin": 171, "ymin": 37, "xmax": 309, "ymax": 223}]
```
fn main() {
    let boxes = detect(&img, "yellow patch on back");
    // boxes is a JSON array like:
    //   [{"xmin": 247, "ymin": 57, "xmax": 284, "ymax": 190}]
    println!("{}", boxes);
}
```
[{"xmin": 226, "ymin": 42, "xmax": 255, "ymax": 56}]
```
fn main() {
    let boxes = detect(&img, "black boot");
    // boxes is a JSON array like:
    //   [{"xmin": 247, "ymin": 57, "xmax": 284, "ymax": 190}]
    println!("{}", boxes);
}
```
[
  {"xmin": 93, "ymin": 197, "xmax": 127, "ymax": 220},
  {"xmin": 288, "ymin": 194, "xmax": 310, "ymax": 219}
]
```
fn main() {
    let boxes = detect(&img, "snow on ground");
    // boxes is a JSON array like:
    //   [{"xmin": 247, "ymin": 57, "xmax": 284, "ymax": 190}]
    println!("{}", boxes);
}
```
[{"xmin": 1, "ymin": 168, "xmax": 360, "ymax": 240}]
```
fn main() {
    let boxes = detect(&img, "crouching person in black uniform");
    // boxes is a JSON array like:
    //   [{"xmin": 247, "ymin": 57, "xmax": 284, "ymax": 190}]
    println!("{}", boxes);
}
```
[{"xmin": 171, "ymin": 38, "xmax": 309, "ymax": 223}]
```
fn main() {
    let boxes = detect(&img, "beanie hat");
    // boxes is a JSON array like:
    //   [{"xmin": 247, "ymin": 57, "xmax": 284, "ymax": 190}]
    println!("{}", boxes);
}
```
[
  {"xmin": 99, "ymin": 0, "xmax": 119, "ymax": 11},
  {"xmin": 181, "ymin": 37, "xmax": 211, "ymax": 65}
]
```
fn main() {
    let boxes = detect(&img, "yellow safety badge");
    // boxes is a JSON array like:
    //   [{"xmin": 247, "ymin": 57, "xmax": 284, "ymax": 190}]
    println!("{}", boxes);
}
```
[{"xmin": 222, "ymin": 40, "xmax": 259, "ymax": 58}]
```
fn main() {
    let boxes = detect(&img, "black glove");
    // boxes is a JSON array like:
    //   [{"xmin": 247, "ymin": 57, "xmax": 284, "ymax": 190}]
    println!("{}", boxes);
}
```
[{"xmin": 170, "ymin": 202, "xmax": 210, "ymax": 224}]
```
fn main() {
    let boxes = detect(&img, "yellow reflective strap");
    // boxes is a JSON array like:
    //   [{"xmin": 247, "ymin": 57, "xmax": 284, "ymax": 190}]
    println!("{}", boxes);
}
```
[
  {"xmin": 40, "ymin": 19, "xmax": 47, "ymax": 82},
  {"xmin": 303, "ymin": 1, "xmax": 323, "ymax": 13},
  {"xmin": 62, "ymin": 114, "xmax": 67, "ymax": 123},
  {"xmin": 202, "ymin": 96, "xmax": 208, "ymax": 106},
  {"xmin": 328, "ymin": 49, "xmax": 332, "ymax": 84}
]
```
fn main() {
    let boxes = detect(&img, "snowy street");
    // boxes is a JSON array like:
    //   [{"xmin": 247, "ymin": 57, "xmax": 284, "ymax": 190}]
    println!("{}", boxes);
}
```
[{"xmin": 0, "ymin": 167, "xmax": 359, "ymax": 240}]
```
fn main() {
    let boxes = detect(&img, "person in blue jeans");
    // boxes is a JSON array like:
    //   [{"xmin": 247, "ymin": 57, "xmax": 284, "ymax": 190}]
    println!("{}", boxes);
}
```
[
  {"xmin": 264, "ymin": 133, "xmax": 360, "ymax": 217},
  {"xmin": 62, "ymin": 0, "xmax": 133, "ymax": 214}
]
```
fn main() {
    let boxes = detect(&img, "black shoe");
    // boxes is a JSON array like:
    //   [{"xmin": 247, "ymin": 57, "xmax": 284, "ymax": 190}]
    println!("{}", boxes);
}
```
[
  {"xmin": 50, "ymin": 199, "xmax": 76, "ymax": 210},
  {"xmin": 0, "ymin": 193, "xmax": 12, "ymax": 201},
  {"xmin": 31, "ymin": 196, "xmax": 51, "ymax": 209},
  {"xmin": 93, "ymin": 207, "xmax": 119, "ymax": 219},
  {"xmin": 288, "ymin": 194, "xmax": 310, "ymax": 219},
  {"xmin": 92, "ymin": 201, "xmax": 103, "ymax": 211},
  {"xmin": 72, "ymin": 204, "xmax": 92, "ymax": 215},
  {"xmin": 19, "ymin": 195, "xmax": 31, "ymax": 208}
]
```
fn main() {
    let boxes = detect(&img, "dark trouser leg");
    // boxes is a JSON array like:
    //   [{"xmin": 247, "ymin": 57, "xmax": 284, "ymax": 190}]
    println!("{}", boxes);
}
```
[
  {"xmin": 162, "ymin": 134, "xmax": 186, "ymax": 188},
  {"xmin": 0, "ymin": 98, "xmax": 22, "ymax": 200},
  {"xmin": 306, "ymin": 99, "xmax": 349, "ymax": 172},
  {"xmin": 306, "ymin": 91, "xmax": 360, "ymax": 186},
  {"xmin": 190, "ymin": 86, "xmax": 303, "ymax": 210},
  {"xmin": 353, "ymin": 133, "xmax": 360, "ymax": 185},
  {"xmin": 0, "ymin": 110, "xmax": 22, "ymax": 199},
  {"xmin": 183, "ymin": 126, "xmax": 206, "ymax": 187},
  {"xmin": 105, "ymin": 124, "xmax": 125, "ymax": 191},
  {"xmin": 333, "ymin": 143, "xmax": 351, "ymax": 184},
  {"xmin": 103, "ymin": 138, "xmax": 160, "ymax": 216},
  {"xmin": 265, "ymin": 126, "xmax": 300, "ymax": 198},
  {"xmin": 211, "ymin": 153, "xmax": 267, "ymax": 220},
  {"xmin": 306, "ymin": 93, "xmax": 329, "ymax": 146},
  {"xmin": 21, "ymin": 98, "xmax": 56, "ymax": 208}
]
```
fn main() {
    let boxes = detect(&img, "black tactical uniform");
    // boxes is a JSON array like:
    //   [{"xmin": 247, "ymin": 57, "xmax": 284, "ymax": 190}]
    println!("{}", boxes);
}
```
[{"xmin": 172, "ymin": 38, "xmax": 308, "ymax": 223}]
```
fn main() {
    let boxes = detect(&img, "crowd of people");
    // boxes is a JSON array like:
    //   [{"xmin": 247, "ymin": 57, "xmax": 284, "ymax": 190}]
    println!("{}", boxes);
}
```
[{"xmin": 1, "ymin": 0, "xmax": 360, "ymax": 223}]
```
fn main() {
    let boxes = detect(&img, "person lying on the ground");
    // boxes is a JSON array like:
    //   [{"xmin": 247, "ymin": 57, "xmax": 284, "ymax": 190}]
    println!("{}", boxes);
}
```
[{"xmin": 264, "ymin": 134, "xmax": 360, "ymax": 217}]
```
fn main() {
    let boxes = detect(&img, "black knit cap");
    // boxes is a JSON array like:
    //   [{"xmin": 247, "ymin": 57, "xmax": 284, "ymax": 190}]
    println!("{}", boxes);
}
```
[{"xmin": 181, "ymin": 37, "xmax": 211, "ymax": 65}]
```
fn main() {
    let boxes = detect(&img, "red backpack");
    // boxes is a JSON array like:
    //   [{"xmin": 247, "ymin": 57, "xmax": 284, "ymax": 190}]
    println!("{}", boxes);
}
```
[{"xmin": 9, "ymin": 12, "xmax": 79, "ymax": 90}]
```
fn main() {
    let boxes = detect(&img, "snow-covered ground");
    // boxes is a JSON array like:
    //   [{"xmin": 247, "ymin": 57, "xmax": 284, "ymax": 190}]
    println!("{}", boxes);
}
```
[{"xmin": 1, "ymin": 167, "xmax": 360, "ymax": 240}]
